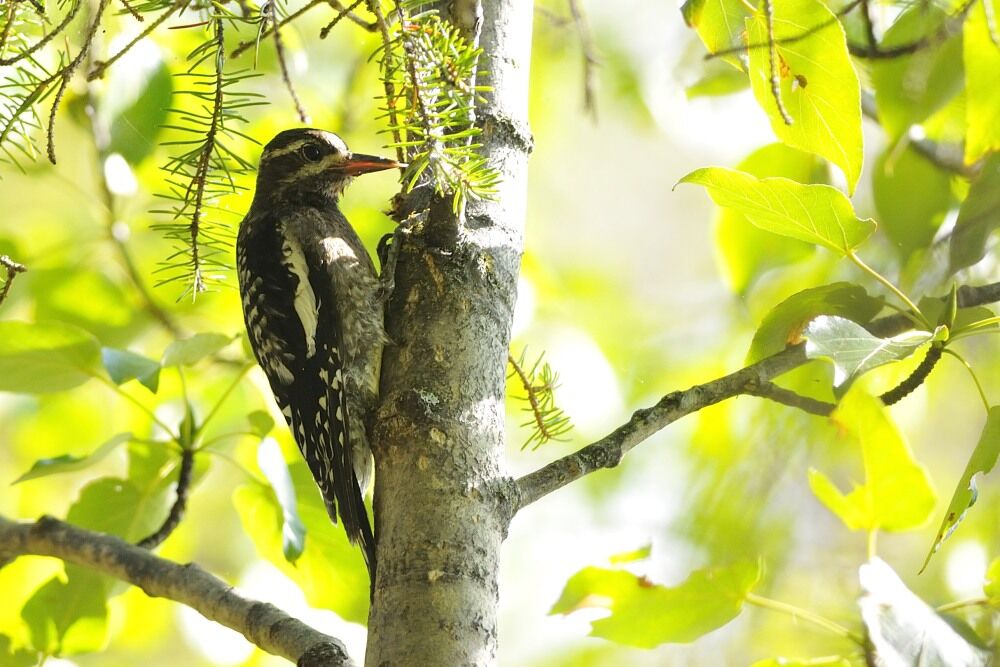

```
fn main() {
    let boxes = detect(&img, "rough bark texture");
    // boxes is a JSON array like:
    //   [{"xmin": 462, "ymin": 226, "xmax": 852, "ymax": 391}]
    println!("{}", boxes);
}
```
[{"xmin": 364, "ymin": 0, "xmax": 532, "ymax": 664}]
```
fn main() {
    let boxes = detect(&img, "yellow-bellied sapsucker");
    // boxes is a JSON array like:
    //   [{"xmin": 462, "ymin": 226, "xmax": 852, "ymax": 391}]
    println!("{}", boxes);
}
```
[{"xmin": 236, "ymin": 128, "xmax": 400, "ymax": 582}]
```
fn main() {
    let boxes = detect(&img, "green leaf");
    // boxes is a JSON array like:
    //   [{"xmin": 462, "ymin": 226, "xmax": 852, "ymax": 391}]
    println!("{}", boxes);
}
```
[
  {"xmin": 922, "ymin": 407, "xmax": 1000, "ymax": 571},
  {"xmin": 809, "ymin": 389, "xmax": 936, "ymax": 532},
  {"xmin": 686, "ymin": 66, "xmax": 750, "ymax": 99},
  {"xmin": 715, "ymin": 143, "xmax": 821, "ymax": 294},
  {"xmin": 247, "ymin": 410, "xmax": 275, "ymax": 437},
  {"xmin": 747, "ymin": 283, "xmax": 883, "ymax": 364},
  {"xmin": 681, "ymin": 0, "xmax": 753, "ymax": 67},
  {"xmin": 0, "ymin": 321, "xmax": 101, "ymax": 394},
  {"xmin": 0, "ymin": 635, "xmax": 36, "ymax": 667},
  {"xmin": 30, "ymin": 268, "xmax": 139, "ymax": 346},
  {"xmin": 681, "ymin": 167, "xmax": 875, "ymax": 254},
  {"xmin": 257, "ymin": 438, "xmax": 306, "ymax": 563},
  {"xmin": 608, "ymin": 544, "xmax": 652, "ymax": 564},
  {"xmin": 872, "ymin": 7, "xmax": 964, "ymax": 140},
  {"xmin": 105, "ymin": 56, "xmax": 172, "ymax": 165},
  {"xmin": 67, "ymin": 477, "xmax": 163, "ymax": 540},
  {"xmin": 984, "ymin": 556, "xmax": 1000, "ymax": 601},
  {"xmin": 745, "ymin": 0, "xmax": 863, "ymax": 191},
  {"xmin": 101, "ymin": 348, "xmax": 160, "ymax": 393},
  {"xmin": 161, "ymin": 333, "xmax": 233, "ymax": 367},
  {"xmin": 13, "ymin": 433, "xmax": 132, "ymax": 484},
  {"xmin": 964, "ymin": 0, "xmax": 1000, "ymax": 163},
  {"xmin": 949, "ymin": 155, "xmax": 1000, "ymax": 274},
  {"xmin": 233, "ymin": 461, "xmax": 369, "ymax": 623},
  {"xmin": 21, "ymin": 569, "xmax": 109, "ymax": 656},
  {"xmin": 873, "ymin": 146, "xmax": 954, "ymax": 260},
  {"xmin": 803, "ymin": 315, "xmax": 937, "ymax": 387},
  {"xmin": 550, "ymin": 561, "xmax": 760, "ymax": 647},
  {"xmin": 751, "ymin": 658, "xmax": 852, "ymax": 667}
]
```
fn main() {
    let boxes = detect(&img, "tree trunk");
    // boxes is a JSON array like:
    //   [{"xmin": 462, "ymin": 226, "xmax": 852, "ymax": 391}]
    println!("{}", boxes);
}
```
[{"xmin": 364, "ymin": 1, "xmax": 534, "ymax": 665}]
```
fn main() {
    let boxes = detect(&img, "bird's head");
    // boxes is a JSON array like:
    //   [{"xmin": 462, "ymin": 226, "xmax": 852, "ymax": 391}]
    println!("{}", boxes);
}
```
[{"xmin": 253, "ymin": 128, "xmax": 402, "ymax": 204}]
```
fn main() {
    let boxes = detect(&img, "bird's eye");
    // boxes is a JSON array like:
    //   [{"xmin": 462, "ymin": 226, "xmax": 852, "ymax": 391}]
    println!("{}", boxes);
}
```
[{"xmin": 301, "ymin": 144, "xmax": 323, "ymax": 162}]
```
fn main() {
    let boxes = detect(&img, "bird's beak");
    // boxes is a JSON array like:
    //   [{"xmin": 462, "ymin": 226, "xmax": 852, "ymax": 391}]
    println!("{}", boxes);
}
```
[{"xmin": 341, "ymin": 153, "xmax": 405, "ymax": 176}]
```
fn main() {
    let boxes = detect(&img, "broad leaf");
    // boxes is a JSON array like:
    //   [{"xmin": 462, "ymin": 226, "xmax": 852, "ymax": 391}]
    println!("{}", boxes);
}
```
[
  {"xmin": 715, "ymin": 143, "xmax": 821, "ymax": 294},
  {"xmin": 747, "ymin": 283, "xmax": 882, "ymax": 364},
  {"xmin": 14, "ymin": 433, "xmax": 132, "ymax": 484},
  {"xmin": 809, "ymin": 389, "xmax": 936, "ymax": 532},
  {"xmin": 551, "ymin": 561, "xmax": 760, "ymax": 647},
  {"xmin": 21, "ymin": 569, "xmax": 109, "ymax": 656},
  {"xmin": 680, "ymin": 168, "xmax": 874, "ymax": 254},
  {"xmin": 803, "ymin": 315, "xmax": 937, "ymax": 387},
  {"xmin": 860, "ymin": 558, "xmax": 990, "ymax": 666},
  {"xmin": 30, "ymin": 268, "xmax": 139, "ymax": 346},
  {"xmin": 233, "ymin": 461, "xmax": 369, "ymax": 623},
  {"xmin": 0, "ymin": 321, "xmax": 101, "ymax": 393},
  {"xmin": 681, "ymin": 0, "xmax": 752, "ymax": 68},
  {"xmin": 949, "ymin": 155, "xmax": 1000, "ymax": 274},
  {"xmin": 257, "ymin": 438, "xmax": 306, "ymax": 563},
  {"xmin": 964, "ymin": 0, "xmax": 1000, "ymax": 163},
  {"xmin": 746, "ymin": 0, "xmax": 863, "ymax": 191},
  {"xmin": 101, "ymin": 348, "xmax": 160, "ymax": 393},
  {"xmin": 873, "ymin": 146, "xmax": 954, "ymax": 260},
  {"xmin": 247, "ymin": 410, "xmax": 275, "ymax": 437},
  {"xmin": 984, "ymin": 557, "xmax": 1000, "ymax": 602},
  {"xmin": 105, "ymin": 53, "xmax": 172, "ymax": 165},
  {"xmin": 685, "ymin": 67, "xmax": 749, "ymax": 98},
  {"xmin": 922, "ymin": 407, "xmax": 1000, "ymax": 571},
  {"xmin": 161, "ymin": 333, "xmax": 233, "ymax": 367},
  {"xmin": 872, "ymin": 7, "xmax": 964, "ymax": 140}
]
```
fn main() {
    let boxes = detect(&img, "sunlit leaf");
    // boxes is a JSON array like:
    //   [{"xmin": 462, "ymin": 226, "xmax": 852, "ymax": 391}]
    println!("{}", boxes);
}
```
[
  {"xmin": 551, "ymin": 561, "xmax": 760, "ymax": 647},
  {"xmin": 751, "ymin": 658, "xmax": 851, "ymax": 667},
  {"xmin": 681, "ymin": 0, "xmax": 753, "ymax": 68},
  {"xmin": 233, "ymin": 461, "xmax": 369, "ymax": 623},
  {"xmin": 949, "ymin": 155, "xmax": 1000, "ymax": 274},
  {"xmin": 20, "ymin": 569, "xmax": 109, "ymax": 656},
  {"xmin": 257, "ymin": 437, "xmax": 306, "ymax": 563},
  {"xmin": 860, "ymin": 558, "xmax": 990, "ymax": 666},
  {"xmin": 714, "ymin": 143, "xmax": 822, "ymax": 294},
  {"xmin": 30, "ymin": 268, "xmax": 139, "ymax": 346},
  {"xmin": 0, "ymin": 635, "xmax": 36, "ymax": 667},
  {"xmin": 105, "ymin": 54, "xmax": 172, "ymax": 165},
  {"xmin": 608, "ymin": 544, "xmax": 652, "ymax": 564},
  {"xmin": 922, "ymin": 407, "xmax": 1000, "ymax": 571},
  {"xmin": 747, "ymin": 283, "xmax": 882, "ymax": 364},
  {"xmin": 247, "ymin": 410, "xmax": 275, "ymax": 437},
  {"xmin": 681, "ymin": 168, "xmax": 874, "ymax": 254},
  {"xmin": 686, "ymin": 67, "xmax": 749, "ymax": 98},
  {"xmin": 984, "ymin": 557, "xmax": 1000, "ymax": 602},
  {"xmin": 803, "ymin": 316, "xmax": 937, "ymax": 387},
  {"xmin": 809, "ymin": 389, "xmax": 936, "ymax": 532},
  {"xmin": 964, "ymin": 0, "xmax": 1000, "ymax": 163},
  {"xmin": 161, "ymin": 333, "xmax": 233, "ymax": 367},
  {"xmin": 0, "ymin": 321, "xmax": 101, "ymax": 394},
  {"xmin": 746, "ymin": 0, "xmax": 863, "ymax": 191},
  {"xmin": 101, "ymin": 348, "xmax": 160, "ymax": 393},
  {"xmin": 13, "ymin": 433, "xmax": 132, "ymax": 484}
]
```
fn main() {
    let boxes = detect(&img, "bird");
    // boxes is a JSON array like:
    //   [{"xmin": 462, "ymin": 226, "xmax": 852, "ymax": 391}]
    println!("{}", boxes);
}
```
[{"xmin": 236, "ymin": 128, "xmax": 401, "ymax": 585}]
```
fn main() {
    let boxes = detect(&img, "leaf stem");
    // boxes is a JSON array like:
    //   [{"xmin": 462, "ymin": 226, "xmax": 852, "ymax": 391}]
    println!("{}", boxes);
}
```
[
  {"xmin": 936, "ymin": 597, "xmax": 989, "ymax": 613},
  {"xmin": 942, "ymin": 349, "xmax": 991, "ymax": 412},
  {"xmin": 198, "ymin": 362, "xmax": 255, "ymax": 434},
  {"xmin": 848, "ymin": 251, "xmax": 929, "ymax": 328},
  {"xmin": 745, "ymin": 592, "xmax": 865, "ymax": 644},
  {"xmin": 95, "ymin": 375, "xmax": 177, "ymax": 439}
]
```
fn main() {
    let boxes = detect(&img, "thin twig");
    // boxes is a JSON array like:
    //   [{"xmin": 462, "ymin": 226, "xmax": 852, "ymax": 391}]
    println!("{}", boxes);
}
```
[
  {"xmin": 0, "ymin": 515, "xmax": 355, "ymax": 666},
  {"xmin": 745, "ymin": 380, "xmax": 835, "ymax": 416},
  {"xmin": 0, "ymin": 0, "xmax": 82, "ymax": 66},
  {"xmin": 847, "ymin": 0, "xmax": 975, "ymax": 58},
  {"xmin": 567, "ymin": 0, "xmax": 598, "ymax": 120},
  {"xmin": 508, "ymin": 352, "xmax": 570, "ymax": 447},
  {"xmin": 119, "ymin": 0, "xmax": 144, "ymax": 21},
  {"xmin": 0, "ymin": 255, "xmax": 26, "ymax": 308},
  {"xmin": 765, "ymin": 0, "xmax": 793, "ymax": 125},
  {"xmin": 88, "ymin": 1, "xmax": 189, "ymax": 80},
  {"xmin": 137, "ymin": 447, "xmax": 195, "ymax": 549},
  {"xmin": 46, "ymin": 0, "xmax": 113, "ymax": 164},
  {"xmin": 320, "ymin": 0, "xmax": 369, "ymax": 37},
  {"xmin": 267, "ymin": 3, "xmax": 310, "ymax": 123}
]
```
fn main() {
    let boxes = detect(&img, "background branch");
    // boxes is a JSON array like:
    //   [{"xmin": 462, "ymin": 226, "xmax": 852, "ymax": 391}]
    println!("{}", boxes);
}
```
[
  {"xmin": 515, "ymin": 279, "xmax": 1000, "ymax": 511},
  {"xmin": 0, "ymin": 515, "xmax": 355, "ymax": 667},
  {"xmin": 0, "ymin": 253, "xmax": 26, "ymax": 307}
]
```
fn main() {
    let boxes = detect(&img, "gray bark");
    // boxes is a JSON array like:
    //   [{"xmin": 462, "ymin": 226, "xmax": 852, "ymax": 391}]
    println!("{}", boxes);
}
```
[{"xmin": 364, "ymin": 0, "xmax": 533, "ymax": 664}]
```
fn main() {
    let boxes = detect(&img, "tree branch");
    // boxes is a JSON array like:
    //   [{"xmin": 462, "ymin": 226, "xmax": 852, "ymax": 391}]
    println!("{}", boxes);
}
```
[
  {"xmin": 0, "ymin": 515, "xmax": 355, "ymax": 667},
  {"xmin": 0, "ymin": 254, "xmax": 26, "ymax": 308},
  {"xmin": 745, "ymin": 380, "xmax": 835, "ymax": 416},
  {"xmin": 514, "ymin": 280, "xmax": 1000, "ymax": 511}
]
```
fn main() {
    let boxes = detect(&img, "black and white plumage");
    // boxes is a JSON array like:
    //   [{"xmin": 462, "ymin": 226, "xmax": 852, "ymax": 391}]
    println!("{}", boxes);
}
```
[{"xmin": 236, "ymin": 128, "xmax": 399, "ymax": 583}]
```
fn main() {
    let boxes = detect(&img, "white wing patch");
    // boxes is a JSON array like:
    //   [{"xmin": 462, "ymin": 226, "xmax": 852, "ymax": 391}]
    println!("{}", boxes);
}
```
[{"xmin": 282, "ymin": 237, "xmax": 319, "ymax": 358}]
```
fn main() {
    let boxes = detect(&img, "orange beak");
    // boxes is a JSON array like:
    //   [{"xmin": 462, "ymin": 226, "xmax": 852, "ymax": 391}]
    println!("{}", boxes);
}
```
[{"xmin": 342, "ymin": 153, "xmax": 405, "ymax": 175}]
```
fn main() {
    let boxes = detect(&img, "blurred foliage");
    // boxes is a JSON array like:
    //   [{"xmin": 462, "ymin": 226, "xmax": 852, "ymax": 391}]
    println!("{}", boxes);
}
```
[{"xmin": 0, "ymin": 0, "xmax": 1000, "ymax": 665}]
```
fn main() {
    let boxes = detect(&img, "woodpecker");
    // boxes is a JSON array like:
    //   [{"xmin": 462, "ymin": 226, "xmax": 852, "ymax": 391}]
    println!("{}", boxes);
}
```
[{"xmin": 236, "ymin": 128, "xmax": 400, "ymax": 583}]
